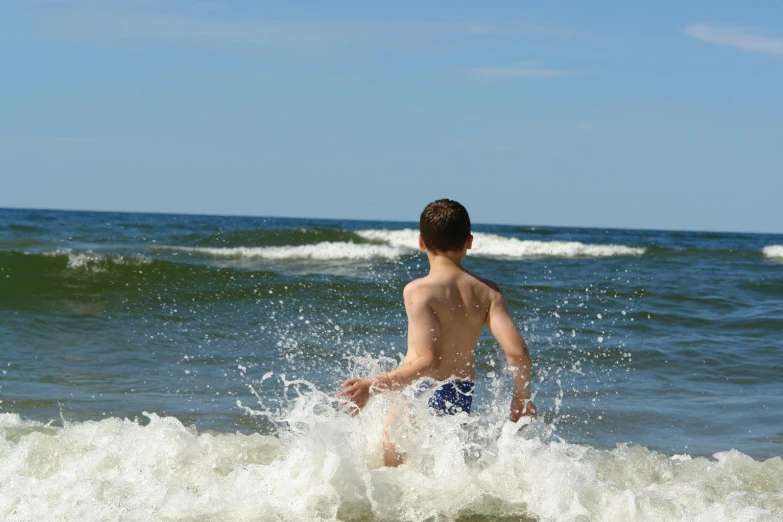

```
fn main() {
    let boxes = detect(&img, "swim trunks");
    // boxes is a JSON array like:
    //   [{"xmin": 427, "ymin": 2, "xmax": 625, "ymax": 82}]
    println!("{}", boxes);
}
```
[{"xmin": 415, "ymin": 379, "xmax": 475, "ymax": 415}]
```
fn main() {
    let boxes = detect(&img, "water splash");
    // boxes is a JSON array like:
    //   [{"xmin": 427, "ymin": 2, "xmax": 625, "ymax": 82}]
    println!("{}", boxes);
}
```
[{"xmin": 2, "ymin": 384, "xmax": 781, "ymax": 521}]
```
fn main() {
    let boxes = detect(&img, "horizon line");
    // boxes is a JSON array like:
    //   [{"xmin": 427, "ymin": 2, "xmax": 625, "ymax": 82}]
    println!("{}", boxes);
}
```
[{"xmin": 1, "ymin": 205, "xmax": 779, "ymax": 237}]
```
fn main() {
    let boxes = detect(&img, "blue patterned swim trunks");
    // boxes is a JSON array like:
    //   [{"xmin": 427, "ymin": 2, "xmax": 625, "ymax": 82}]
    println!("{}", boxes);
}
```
[{"xmin": 415, "ymin": 379, "xmax": 474, "ymax": 415}]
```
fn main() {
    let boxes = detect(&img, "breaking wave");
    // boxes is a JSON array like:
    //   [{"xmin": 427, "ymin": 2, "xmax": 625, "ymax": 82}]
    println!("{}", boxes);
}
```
[
  {"xmin": 166, "ymin": 242, "xmax": 406, "ymax": 261},
  {"xmin": 38, "ymin": 249, "xmax": 152, "ymax": 270},
  {"xmin": 1, "ymin": 389, "xmax": 781, "ymax": 522},
  {"xmin": 356, "ymin": 229, "xmax": 646, "ymax": 259},
  {"xmin": 157, "ymin": 229, "xmax": 645, "ymax": 262},
  {"xmin": 762, "ymin": 245, "xmax": 783, "ymax": 260}
]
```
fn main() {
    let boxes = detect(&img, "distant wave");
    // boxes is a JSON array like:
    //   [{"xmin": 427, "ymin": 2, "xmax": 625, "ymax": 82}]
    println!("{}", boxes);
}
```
[
  {"xmin": 356, "ymin": 229, "xmax": 646, "ymax": 258},
  {"xmin": 162, "ymin": 230, "xmax": 644, "ymax": 262},
  {"xmin": 39, "ymin": 250, "xmax": 151, "ymax": 270},
  {"xmin": 762, "ymin": 245, "xmax": 783, "ymax": 260},
  {"xmin": 166, "ymin": 242, "xmax": 406, "ymax": 261}
]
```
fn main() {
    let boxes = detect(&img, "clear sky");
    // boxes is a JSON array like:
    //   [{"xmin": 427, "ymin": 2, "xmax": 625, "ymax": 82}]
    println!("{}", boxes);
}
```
[{"xmin": 2, "ymin": 1, "xmax": 781, "ymax": 233}]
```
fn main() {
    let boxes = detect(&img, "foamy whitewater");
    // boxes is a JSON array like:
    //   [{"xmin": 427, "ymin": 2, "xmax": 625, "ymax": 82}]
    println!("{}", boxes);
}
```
[
  {"xmin": 165, "ymin": 229, "xmax": 645, "ymax": 262},
  {"xmin": 168, "ymin": 242, "xmax": 405, "ymax": 261},
  {"xmin": 2, "ymin": 381, "xmax": 781, "ymax": 522},
  {"xmin": 357, "ymin": 229, "xmax": 646, "ymax": 258},
  {"xmin": 38, "ymin": 249, "xmax": 152, "ymax": 270},
  {"xmin": 2, "ymin": 209, "xmax": 782, "ymax": 521},
  {"xmin": 763, "ymin": 245, "xmax": 783, "ymax": 261}
]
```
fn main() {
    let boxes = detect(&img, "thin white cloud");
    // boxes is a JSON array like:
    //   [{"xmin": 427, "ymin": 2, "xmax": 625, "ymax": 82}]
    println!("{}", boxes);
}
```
[
  {"xmin": 466, "ymin": 62, "xmax": 578, "ymax": 82},
  {"xmin": 684, "ymin": 25, "xmax": 783, "ymax": 55}
]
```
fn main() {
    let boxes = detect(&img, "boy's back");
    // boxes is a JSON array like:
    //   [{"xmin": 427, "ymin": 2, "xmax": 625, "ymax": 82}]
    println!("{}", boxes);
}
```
[{"xmin": 403, "ymin": 265, "xmax": 500, "ymax": 381}]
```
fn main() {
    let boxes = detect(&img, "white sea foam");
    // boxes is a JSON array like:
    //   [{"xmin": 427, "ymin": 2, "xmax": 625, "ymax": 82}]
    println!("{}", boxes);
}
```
[
  {"xmin": 39, "ymin": 250, "xmax": 151, "ymax": 270},
  {"xmin": 356, "ymin": 229, "xmax": 646, "ymax": 258},
  {"xmin": 762, "ymin": 245, "xmax": 783, "ymax": 261},
  {"xmin": 161, "ymin": 230, "xmax": 643, "ymax": 263},
  {"xmin": 1, "ymin": 394, "xmax": 780, "ymax": 522},
  {"xmin": 167, "ymin": 242, "xmax": 406, "ymax": 261}
]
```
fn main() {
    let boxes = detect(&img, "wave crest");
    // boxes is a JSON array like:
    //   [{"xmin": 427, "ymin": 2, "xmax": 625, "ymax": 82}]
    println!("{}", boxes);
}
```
[
  {"xmin": 166, "ymin": 242, "xmax": 406, "ymax": 261},
  {"xmin": 762, "ymin": 245, "xmax": 783, "ymax": 260},
  {"xmin": 356, "ymin": 229, "xmax": 646, "ymax": 258},
  {"xmin": 30, "ymin": 250, "xmax": 151, "ymax": 271},
  {"xmin": 157, "ymin": 229, "xmax": 644, "ymax": 262}
]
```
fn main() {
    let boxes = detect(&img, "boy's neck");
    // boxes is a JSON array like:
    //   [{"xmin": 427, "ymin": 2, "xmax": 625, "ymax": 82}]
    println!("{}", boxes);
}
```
[{"xmin": 426, "ymin": 250, "xmax": 466, "ymax": 272}]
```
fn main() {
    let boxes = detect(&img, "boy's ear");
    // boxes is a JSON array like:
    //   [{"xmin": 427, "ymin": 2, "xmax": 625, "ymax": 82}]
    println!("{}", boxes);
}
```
[
  {"xmin": 465, "ymin": 234, "xmax": 473, "ymax": 250},
  {"xmin": 418, "ymin": 235, "xmax": 427, "ymax": 251}
]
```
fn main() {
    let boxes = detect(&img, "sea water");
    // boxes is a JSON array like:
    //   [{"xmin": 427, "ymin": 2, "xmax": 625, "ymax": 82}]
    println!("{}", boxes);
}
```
[{"xmin": 1, "ymin": 208, "xmax": 782, "ymax": 521}]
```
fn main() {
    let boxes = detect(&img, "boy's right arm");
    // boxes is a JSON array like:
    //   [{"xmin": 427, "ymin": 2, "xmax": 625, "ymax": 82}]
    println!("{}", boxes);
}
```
[
  {"xmin": 486, "ymin": 287, "xmax": 537, "ymax": 422},
  {"xmin": 337, "ymin": 282, "xmax": 439, "ymax": 413}
]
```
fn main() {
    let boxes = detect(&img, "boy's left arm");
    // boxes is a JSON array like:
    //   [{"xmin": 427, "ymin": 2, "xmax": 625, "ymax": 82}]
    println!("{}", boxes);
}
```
[{"xmin": 337, "ymin": 285, "xmax": 439, "ymax": 412}]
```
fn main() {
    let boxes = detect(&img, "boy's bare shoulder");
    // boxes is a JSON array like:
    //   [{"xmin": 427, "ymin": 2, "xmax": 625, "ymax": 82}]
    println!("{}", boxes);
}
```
[
  {"xmin": 465, "ymin": 271, "xmax": 503, "ymax": 295},
  {"xmin": 402, "ymin": 275, "xmax": 452, "ymax": 304},
  {"xmin": 403, "ymin": 272, "xmax": 504, "ymax": 304},
  {"xmin": 402, "ymin": 277, "xmax": 432, "ymax": 299}
]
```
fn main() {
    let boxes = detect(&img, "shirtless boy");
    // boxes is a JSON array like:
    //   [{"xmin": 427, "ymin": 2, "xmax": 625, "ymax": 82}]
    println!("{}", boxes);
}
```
[{"xmin": 337, "ymin": 199, "xmax": 537, "ymax": 466}]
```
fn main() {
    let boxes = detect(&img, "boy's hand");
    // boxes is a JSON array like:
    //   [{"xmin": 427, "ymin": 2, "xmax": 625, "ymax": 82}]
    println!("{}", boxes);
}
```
[
  {"xmin": 336, "ymin": 378, "xmax": 373, "ymax": 415},
  {"xmin": 510, "ymin": 397, "xmax": 537, "ymax": 423}
]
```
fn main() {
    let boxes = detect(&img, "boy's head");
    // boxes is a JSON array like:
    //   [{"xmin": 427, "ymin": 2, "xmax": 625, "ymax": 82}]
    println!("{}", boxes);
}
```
[{"xmin": 419, "ymin": 199, "xmax": 472, "ymax": 252}]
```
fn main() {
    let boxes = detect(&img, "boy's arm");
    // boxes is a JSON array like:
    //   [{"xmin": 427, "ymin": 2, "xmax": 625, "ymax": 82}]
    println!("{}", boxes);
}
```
[
  {"xmin": 337, "ymin": 284, "xmax": 439, "ymax": 411},
  {"xmin": 375, "ymin": 284, "xmax": 439, "ymax": 389},
  {"xmin": 486, "ymin": 288, "xmax": 537, "ymax": 422}
]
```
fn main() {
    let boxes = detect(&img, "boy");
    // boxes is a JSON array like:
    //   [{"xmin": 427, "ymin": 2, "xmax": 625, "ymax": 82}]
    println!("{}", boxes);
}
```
[{"xmin": 337, "ymin": 199, "xmax": 536, "ymax": 466}]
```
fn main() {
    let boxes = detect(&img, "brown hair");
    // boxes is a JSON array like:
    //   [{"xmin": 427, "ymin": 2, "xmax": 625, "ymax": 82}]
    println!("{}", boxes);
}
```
[{"xmin": 419, "ymin": 199, "xmax": 471, "ymax": 252}]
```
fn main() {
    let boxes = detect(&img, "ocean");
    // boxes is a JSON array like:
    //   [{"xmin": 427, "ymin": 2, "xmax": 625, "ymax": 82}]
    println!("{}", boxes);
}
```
[{"xmin": 1, "ymin": 207, "xmax": 781, "ymax": 521}]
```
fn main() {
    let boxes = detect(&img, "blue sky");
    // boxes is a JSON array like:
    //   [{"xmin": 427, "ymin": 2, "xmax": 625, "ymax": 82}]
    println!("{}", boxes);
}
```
[{"xmin": 1, "ymin": 1, "xmax": 781, "ymax": 233}]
